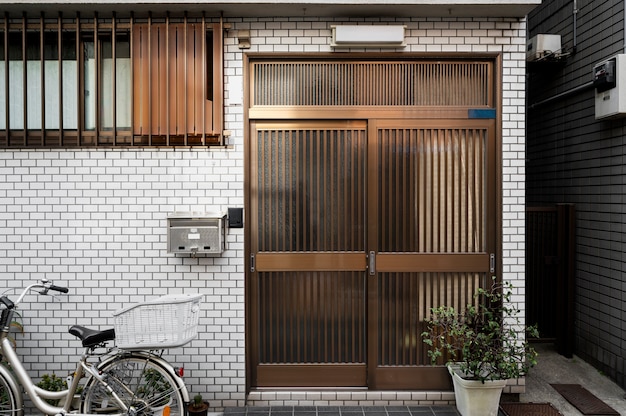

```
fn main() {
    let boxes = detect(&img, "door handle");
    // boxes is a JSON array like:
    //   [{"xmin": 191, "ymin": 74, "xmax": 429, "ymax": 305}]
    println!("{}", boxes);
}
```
[{"xmin": 369, "ymin": 251, "xmax": 376, "ymax": 275}]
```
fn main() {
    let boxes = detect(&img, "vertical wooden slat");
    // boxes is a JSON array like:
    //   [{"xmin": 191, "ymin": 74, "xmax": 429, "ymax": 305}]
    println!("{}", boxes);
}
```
[
  {"xmin": 329, "ymin": 129, "xmax": 335, "ymax": 250},
  {"xmin": 294, "ymin": 128, "xmax": 299, "ymax": 248},
  {"xmin": 129, "ymin": 13, "xmax": 134, "ymax": 143},
  {"xmin": 165, "ymin": 21, "xmax": 180, "ymax": 137},
  {"xmin": 93, "ymin": 12, "xmax": 99, "ymax": 143},
  {"xmin": 134, "ymin": 23, "xmax": 149, "ymax": 138},
  {"xmin": 2, "ymin": 13, "xmax": 8, "ymax": 144},
  {"xmin": 409, "ymin": 129, "xmax": 416, "ymax": 251},
  {"xmin": 147, "ymin": 14, "xmax": 152, "ymax": 144},
  {"xmin": 76, "ymin": 12, "xmax": 82, "ymax": 144},
  {"xmin": 165, "ymin": 14, "xmax": 170, "ymax": 144},
  {"xmin": 214, "ymin": 18, "xmax": 222, "ymax": 138},
  {"xmin": 132, "ymin": 20, "xmax": 140, "ymax": 136},
  {"xmin": 112, "ymin": 13, "xmax": 117, "ymax": 145},
  {"xmin": 21, "ymin": 14, "xmax": 26, "ymax": 143},
  {"xmin": 201, "ymin": 14, "xmax": 206, "ymax": 144},
  {"xmin": 39, "ymin": 13, "xmax": 45, "ymax": 144},
  {"xmin": 280, "ymin": 127, "xmax": 293, "ymax": 251},
  {"xmin": 57, "ymin": 13, "xmax": 63, "ymax": 144},
  {"xmin": 271, "ymin": 128, "xmax": 277, "ymax": 250},
  {"xmin": 158, "ymin": 22, "xmax": 168, "ymax": 138},
  {"xmin": 170, "ymin": 23, "xmax": 180, "ymax": 137},
  {"xmin": 261, "ymin": 130, "xmax": 267, "ymax": 249},
  {"xmin": 183, "ymin": 13, "xmax": 188, "ymax": 144},
  {"xmin": 445, "ymin": 129, "xmax": 452, "ymax": 251}
]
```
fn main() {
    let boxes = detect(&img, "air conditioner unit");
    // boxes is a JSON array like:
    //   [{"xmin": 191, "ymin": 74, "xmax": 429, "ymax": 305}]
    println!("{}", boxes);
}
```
[
  {"xmin": 527, "ymin": 34, "xmax": 562, "ymax": 61},
  {"xmin": 331, "ymin": 25, "xmax": 406, "ymax": 48}
]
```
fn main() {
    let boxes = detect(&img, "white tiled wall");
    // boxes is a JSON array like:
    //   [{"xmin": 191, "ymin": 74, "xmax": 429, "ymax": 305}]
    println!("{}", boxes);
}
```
[{"xmin": 0, "ymin": 15, "xmax": 527, "ymax": 410}]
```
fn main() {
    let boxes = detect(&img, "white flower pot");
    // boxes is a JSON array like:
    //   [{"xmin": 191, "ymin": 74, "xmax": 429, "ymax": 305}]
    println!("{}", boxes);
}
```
[
  {"xmin": 58, "ymin": 394, "xmax": 81, "ymax": 410},
  {"xmin": 149, "ymin": 396, "xmax": 173, "ymax": 416},
  {"xmin": 448, "ymin": 365, "xmax": 508, "ymax": 416}
]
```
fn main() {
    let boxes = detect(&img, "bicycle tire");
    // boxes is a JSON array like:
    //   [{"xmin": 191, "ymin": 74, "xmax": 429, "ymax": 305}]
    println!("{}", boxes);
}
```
[
  {"xmin": 0, "ymin": 371, "xmax": 19, "ymax": 416},
  {"xmin": 81, "ymin": 355, "xmax": 185, "ymax": 416}
]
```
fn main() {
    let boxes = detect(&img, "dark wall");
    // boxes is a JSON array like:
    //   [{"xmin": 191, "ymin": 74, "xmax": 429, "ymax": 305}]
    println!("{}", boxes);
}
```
[{"xmin": 527, "ymin": 0, "xmax": 626, "ymax": 387}]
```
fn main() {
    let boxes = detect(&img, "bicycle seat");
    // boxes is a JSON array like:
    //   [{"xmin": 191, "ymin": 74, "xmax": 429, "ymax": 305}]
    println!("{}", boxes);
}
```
[{"xmin": 69, "ymin": 325, "xmax": 116, "ymax": 347}]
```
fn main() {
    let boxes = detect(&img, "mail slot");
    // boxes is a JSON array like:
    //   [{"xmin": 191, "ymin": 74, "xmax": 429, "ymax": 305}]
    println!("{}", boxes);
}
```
[{"xmin": 167, "ymin": 213, "xmax": 226, "ymax": 255}]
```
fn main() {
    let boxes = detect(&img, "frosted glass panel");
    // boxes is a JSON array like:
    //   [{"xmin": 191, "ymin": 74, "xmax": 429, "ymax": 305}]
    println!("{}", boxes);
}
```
[
  {"xmin": 0, "ymin": 65, "xmax": 4, "ymax": 130},
  {"xmin": 9, "ymin": 62, "xmax": 24, "ymax": 130},
  {"xmin": 44, "ymin": 61, "xmax": 59, "ymax": 129},
  {"xmin": 0, "ymin": 35, "xmax": 78, "ymax": 131},
  {"xmin": 63, "ymin": 61, "xmax": 78, "ymax": 129},
  {"xmin": 26, "ymin": 61, "xmax": 42, "ymax": 129},
  {"xmin": 101, "ymin": 57, "xmax": 131, "ymax": 128},
  {"xmin": 84, "ymin": 43, "xmax": 95, "ymax": 130}
]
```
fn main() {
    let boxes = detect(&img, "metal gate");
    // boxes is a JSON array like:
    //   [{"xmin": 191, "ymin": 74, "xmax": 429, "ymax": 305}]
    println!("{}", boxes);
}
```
[{"xmin": 526, "ymin": 204, "xmax": 575, "ymax": 357}]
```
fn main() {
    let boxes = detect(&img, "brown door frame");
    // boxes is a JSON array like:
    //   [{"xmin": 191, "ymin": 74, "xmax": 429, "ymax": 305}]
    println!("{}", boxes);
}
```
[
  {"xmin": 248, "ymin": 119, "xmax": 369, "ymax": 388},
  {"xmin": 244, "ymin": 53, "xmax": 503, "ymax": 392},
  {"xmin": 365, "ymin": 117, "xmax": 498, "ymax": 389}
]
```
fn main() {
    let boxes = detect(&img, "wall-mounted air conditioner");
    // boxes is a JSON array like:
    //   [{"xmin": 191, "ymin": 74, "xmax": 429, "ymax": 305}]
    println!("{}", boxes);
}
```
[
  {"xmin": 527, "ymin": 34, "xmax": 562, "ymax": 61},
  {"xmin": 331, "ymin": 25, "xmax": 406, "ymax": 49}
]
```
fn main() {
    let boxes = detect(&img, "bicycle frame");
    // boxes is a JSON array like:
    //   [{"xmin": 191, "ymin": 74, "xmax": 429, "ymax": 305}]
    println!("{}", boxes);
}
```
[
  {"xmin": 0, "ymin": 281, "xmax": 191, "ymax": 416},
  {"xmin": 2, "ymin": 330, "xmax": 86, "ymax": 416},
  {"xmin": 0, "ymin": 358, "xmax": 23, "ymax": 416},
  {"xmin": 2, "ymin": 332, "xmax": 191, "ymax": 416}
]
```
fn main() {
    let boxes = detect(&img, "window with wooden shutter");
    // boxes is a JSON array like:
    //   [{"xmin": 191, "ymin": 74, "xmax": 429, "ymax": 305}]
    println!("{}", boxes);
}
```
[
  {"xmin": 0, "ymin": 14, "xmax": 223, "ymax": 147},
  {"xmin": 132, "ymin": 21, "xmax": 222, "ymax": 146}
]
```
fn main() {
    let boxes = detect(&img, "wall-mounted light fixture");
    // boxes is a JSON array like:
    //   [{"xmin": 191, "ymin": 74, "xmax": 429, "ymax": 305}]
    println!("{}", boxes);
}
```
[
  {"xmin": 238, "ymin": 29, "xmax": 251, "ymax": 49},
  {"xmin": 331, "ymin": 25, "xmax": 406, "ymax": 49}
]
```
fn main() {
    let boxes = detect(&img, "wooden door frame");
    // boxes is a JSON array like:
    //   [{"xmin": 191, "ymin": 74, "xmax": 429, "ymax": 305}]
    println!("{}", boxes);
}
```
[
  {"xmin": 243, "ymin": 52, "xmax": 504, "ymax": 393},
  {"xmin": 247, "ymin": 119, "xmax": 369, "ymax": 388}
]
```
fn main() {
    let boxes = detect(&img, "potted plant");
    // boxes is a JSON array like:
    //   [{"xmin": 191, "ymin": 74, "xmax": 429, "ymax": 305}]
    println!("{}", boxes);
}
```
[
  {"xmin": 422, "ymin": 277, "xmax": 539, "ymax": 416},
  {"xmin": 140, "ymin": 368, "xmax": 172, "ymax": 416},
  {"xmin": 187, "ymin": 393, "xmax": 209, "ymax": 416},
  {"xmin": 36, "ymin": 374, "xmax": 67, "ymax": 406},
  {"xmin": 35, "ymin": 373, "xmax": 83, "ymax": 410}
]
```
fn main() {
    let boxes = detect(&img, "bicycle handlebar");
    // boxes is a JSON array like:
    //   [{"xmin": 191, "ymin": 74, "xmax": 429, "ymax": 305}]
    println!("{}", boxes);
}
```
[
  {"xmin": 6, "ymin": 279, "xmax": 70, "ymax": 308},
  {"xmin": 49, "ymin": 285, "xmax": 69, "ymax": 294}
]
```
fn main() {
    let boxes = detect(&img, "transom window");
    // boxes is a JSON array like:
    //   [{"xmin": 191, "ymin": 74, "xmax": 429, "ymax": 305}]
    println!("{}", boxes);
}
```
[{"xmin": 0, "ymin": 14, "xmax": 223, "ymax": 147}]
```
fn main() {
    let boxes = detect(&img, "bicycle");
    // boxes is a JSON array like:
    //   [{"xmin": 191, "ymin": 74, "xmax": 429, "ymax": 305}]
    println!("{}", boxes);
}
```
[{"xmin": 0, "ymin": 279, "xmax": 202, "ymax": 416}]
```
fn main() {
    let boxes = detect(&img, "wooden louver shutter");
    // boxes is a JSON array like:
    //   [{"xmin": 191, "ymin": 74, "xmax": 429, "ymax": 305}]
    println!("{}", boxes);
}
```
[{"xmin": 132, "ymin": 22, "xmax": 221, "ymax": 145}]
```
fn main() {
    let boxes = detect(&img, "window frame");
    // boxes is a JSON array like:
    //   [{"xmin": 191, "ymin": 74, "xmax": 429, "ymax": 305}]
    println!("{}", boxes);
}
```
[{"xmin": 0, "ymin": 13, "xmax": 224, "ymax": 148}]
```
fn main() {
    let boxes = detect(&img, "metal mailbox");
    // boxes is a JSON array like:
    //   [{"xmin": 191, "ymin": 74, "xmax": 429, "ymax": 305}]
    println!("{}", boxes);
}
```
[{"xmin": 167, "ymin": 212, "xmax": 226, "ymax": 255}]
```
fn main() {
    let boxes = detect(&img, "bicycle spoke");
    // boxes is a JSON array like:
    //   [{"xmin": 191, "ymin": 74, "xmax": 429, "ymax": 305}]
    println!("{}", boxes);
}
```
[
  {"xmin": 82, "ymin": 356, "xmax": 184, "ymax": 416},
  {"xmin": 0, "ymin": 373, "xmax": 19, "ymax": 416}
]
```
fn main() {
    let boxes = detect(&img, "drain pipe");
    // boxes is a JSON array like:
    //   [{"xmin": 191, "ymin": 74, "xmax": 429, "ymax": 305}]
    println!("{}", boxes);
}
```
[{"xmin": 573, "ymin": 0, "xmax": 578, "ymax": 54}]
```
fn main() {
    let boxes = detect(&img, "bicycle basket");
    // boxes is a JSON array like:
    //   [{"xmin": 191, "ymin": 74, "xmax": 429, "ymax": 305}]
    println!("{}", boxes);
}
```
[{"xmin": 113, "ymin": 294, "xmax": 202, "ymax": 350}]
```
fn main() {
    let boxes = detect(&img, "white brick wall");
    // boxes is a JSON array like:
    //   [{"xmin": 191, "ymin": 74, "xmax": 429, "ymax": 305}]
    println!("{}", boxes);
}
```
[
  {"xmin": 0, "ymin": 148, "xmax": 247, "ymax": 412},
  {"xmin": 0, "ymin": 15, "xmax": 527, "ymax": 410}
]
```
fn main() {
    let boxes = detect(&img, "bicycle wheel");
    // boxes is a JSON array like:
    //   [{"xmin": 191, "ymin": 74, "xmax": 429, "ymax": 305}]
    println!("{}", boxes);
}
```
[
  {"xmin": 81, "ymin": 355, "xmax": 185, "ymax": 416},
  {"xmin": 0, "ymin": 372, "xmax": 19, "ymax": 416}
]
